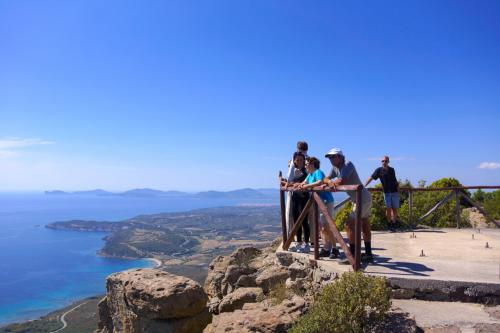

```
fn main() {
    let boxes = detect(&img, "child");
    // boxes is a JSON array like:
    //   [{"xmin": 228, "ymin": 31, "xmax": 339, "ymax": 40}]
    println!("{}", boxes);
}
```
[{"xmin": 295, "ymin": 157, "xmax": 339, "ymax": 258}]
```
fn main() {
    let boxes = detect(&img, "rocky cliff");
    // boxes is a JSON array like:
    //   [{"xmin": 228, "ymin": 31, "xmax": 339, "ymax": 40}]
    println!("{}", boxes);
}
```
[
  {"xmin": 96, "ymin": 240, "xmax": 423, "ymax": 333},
  {"xmin": 95, "ymin": 239, "xmax": 321, "ymax": 332}
]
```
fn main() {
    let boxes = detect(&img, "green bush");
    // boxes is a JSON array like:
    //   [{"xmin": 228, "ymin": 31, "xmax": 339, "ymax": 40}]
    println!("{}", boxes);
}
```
[
  {"xmin": 334, "ymin": 202, "xmax": 352, "ymax": 231},
  {"xmin": 483, "ymin": 190, "xmax": 500, "ymax": 220},
  {"xmin": 399, "ymin": 178, "xmax": 470, "ymax": 228},
  {"xmin": 289, "ymin": 271, "xmax": 391, "ymax": 333}
]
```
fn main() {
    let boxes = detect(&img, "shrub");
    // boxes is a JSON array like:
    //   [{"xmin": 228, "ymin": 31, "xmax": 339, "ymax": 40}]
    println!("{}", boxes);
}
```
[
  {"xmin": 289, "ymin": 271, "xmax": 391, "ymax": 333},
  {"xmin": 484, "ymin": 190, "xmax": 500, "ymax": 220},
  {"xmin": 334, "ymin": 202, "xmax": 352, "ymax": 231},
  {"xmin": 399, "ymin": 178, "xmax": 470, "ymax": 228},
  {"xmin": 269, "ymin": 281, "xmax": 290, "ymax": 305}
]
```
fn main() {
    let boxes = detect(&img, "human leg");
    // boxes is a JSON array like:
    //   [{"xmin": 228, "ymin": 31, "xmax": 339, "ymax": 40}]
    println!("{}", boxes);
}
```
[{"xmin": 291, "ymin": 196, "xmax": 303, "ymax": 243}]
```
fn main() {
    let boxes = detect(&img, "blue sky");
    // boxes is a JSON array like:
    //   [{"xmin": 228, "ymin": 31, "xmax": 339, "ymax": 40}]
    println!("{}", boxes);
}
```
[{"xmin": 1, "ymin": 0, "xmax": 499, "ymax": 191}]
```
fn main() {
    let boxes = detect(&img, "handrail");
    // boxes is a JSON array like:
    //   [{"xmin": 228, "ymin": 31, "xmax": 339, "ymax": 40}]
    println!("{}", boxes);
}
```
[
  {"xmin": 368, "ymin": 186, "xmax": 500, "ymax": 191},
  {"xmin": 280, "ymin": 183, "xmax": 364, "ymax": 271}
]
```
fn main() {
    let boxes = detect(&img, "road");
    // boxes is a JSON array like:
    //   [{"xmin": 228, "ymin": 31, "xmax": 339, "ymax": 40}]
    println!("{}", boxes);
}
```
[{"xmin": 49, "ymin": 301, "xmax": 89, "ymax": 333}]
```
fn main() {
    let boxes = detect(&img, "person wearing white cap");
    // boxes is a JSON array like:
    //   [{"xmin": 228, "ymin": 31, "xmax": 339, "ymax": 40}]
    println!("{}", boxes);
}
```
[{"xmin": 324, "ymin": 148, "xmax": 374, "ymax": 262}]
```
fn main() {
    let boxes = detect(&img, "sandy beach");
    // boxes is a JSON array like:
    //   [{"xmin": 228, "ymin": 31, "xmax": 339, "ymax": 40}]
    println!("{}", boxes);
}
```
[{"xmin": 148, "ymin": 258, "xmax": 162, "ymax": 268}]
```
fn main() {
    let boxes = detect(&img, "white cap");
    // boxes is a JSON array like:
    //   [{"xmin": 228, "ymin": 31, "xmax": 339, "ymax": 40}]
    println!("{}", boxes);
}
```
[{"xmin": 325, "ymin": 148, "xmax": 344, "ymax": 157}]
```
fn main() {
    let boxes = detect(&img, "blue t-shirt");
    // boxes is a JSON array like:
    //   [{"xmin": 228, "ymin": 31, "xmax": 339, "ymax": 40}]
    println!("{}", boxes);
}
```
[{"xmin": 305, "ymin": 169, "xmax": 334, "ymax": 203}]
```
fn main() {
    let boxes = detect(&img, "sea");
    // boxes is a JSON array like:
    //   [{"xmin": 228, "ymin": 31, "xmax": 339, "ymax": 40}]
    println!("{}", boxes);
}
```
[{"xmin": 0, "ymin": 192, "xmax": 280, "ymax": 326}]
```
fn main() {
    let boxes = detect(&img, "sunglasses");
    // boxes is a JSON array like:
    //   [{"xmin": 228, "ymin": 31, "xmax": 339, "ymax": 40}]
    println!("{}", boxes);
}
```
[{"xmin": 381, "ymin": 160, "xmax": 388, "ymax": 163}]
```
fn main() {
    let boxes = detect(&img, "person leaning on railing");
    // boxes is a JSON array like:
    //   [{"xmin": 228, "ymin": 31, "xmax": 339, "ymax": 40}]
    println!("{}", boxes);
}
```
[
  {"xmin": 324, "ymin": 148, "xmax": 374, "ymax": 262},
  {"xmin": 294, "ymin": 157, "xmax": 340, "ymax": 259},
  {"xmin": 285, "ymin": 141, "xmax": 310, "ymax": 239},
  {"xmin": 283, "ymin": 151, "xmax": 311, "ymax": 253}
]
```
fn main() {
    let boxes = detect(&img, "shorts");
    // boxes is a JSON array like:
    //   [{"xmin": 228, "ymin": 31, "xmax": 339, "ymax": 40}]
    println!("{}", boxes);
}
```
[
  {"xmin": 350, "ymin": 197, "xmax": 372, "ymax": 220},
  {"xmin": 384, "ymin": 192, "xmax": 400, "ymax": 209},
  {"xmin": 319, "ymin": 201, "xmax": 335, "ymax": 227}
]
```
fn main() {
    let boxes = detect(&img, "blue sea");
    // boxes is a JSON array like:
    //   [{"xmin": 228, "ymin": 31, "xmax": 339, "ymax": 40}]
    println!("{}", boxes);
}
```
[{"xmin": 0, "ymin": 192, "xmax": 278, "ymax": 326}]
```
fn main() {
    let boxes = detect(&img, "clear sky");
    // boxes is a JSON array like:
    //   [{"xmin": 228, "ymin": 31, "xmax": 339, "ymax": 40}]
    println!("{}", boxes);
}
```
[{"xmin": 1, "ymin": 0, "xmax": 499, "ymax": 191}]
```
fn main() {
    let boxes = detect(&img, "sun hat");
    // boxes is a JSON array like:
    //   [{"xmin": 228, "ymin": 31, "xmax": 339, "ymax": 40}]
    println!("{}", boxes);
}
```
[{"xmin": 325, "ymin": 148, "xmax": 344, "ymax": 157}]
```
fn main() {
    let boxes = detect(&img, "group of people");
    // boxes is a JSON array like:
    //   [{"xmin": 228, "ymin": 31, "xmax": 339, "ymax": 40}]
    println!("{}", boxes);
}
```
[{"xmin": 281, "ymin": 141, "xmax": 400, "ymax": 263}]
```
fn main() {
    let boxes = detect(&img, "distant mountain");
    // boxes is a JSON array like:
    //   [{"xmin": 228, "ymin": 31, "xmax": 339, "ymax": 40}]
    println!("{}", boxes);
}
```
[
  {"xmin": 45, "ymin": 188, "xmax": 279, "ymax": 199},
  {"xmin": 255, "ymin": 188, "xmax": 280, "ymax": 197},
  {"xmin": 120, "ymin": 188, "xmax": 171, "ymax": 197},
  {"xmin": 196, "ymin": 188, "xmax": 265, "ymax": 199},
  {"xmin": 44, "ymin": 190, "xmax": 69, "ymax": 195},
  {"xmin": 75, "ymin": 189, "xmax": 114, "ymax": 196},
  {"xmin": 45, "ymin": 189, "xmax": 114, "ymax": 196}
]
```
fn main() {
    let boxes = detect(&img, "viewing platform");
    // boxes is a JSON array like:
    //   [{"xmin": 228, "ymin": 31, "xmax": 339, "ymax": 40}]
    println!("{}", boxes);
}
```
[
  {"xmin": 278, "ymin": 228, "xmax": 500, "ymax": 284},
  {"xmin": 278, "ymin": 184, "xmax": 500, "ymax": 303}
]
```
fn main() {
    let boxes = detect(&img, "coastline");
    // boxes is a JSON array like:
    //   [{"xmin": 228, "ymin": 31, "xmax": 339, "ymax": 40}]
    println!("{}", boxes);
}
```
[{"xmin": 147, "ymin": 257, "xmax": 162, "ymax": 268}]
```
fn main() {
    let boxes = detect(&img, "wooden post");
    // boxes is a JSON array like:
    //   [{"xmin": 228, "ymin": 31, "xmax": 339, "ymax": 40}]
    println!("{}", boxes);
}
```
[
  {"xmin": 280, "ymin": 189, "xmax": 287, "ymax": 244},
  {"xmin": 455, "ymin": 189, "xmax": 460, "ymax": 229},
  {"xmin": 313, "ymin": 200, "xmax": 319, "ymax": 260},
  {"xmin": 355, "ymin": 187, "xmax": 362, "ymax": 271},
  {"xmin": 408, "ymin": 190, "xmax": 413, "ymax": 228}
]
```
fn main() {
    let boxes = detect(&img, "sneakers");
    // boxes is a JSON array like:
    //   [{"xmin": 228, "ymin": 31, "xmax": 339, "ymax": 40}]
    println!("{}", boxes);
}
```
[
  {"xmin": 388, "ymin": 224, "xmax": 396, "ymax": 233},
  {"xmin": 298, "ymin": 243, "xmax": 310, "ymax": 253},
  {"xmin": 319, "ymin": 248, "xmax": 330, "ymax": 257},
  {"xmin": 329, "ymin": 248, "xmax": 340, "ymax": 259},
  {"xmin": 288, "ymin": 243, "xmax": 299, "ymax": 252}
]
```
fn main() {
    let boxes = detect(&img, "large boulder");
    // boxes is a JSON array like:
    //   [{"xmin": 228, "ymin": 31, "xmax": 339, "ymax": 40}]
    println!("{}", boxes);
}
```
[
  {"xmin": 218, "ymin": 287, "xmax": 264, "ymax": 313},
  {"xmin": 96, "ymin": 268, "xmax": 210, "ymax": 333},
  {"xmin": 255, "ymin": 265, "xmax": 289, "ymax": 292},
  {"xmin": 204, "ymin": 296, "xmax": 306, "ymax": 333},
  {"xmin": 204, "ymin": 247, "xmax": 262, "ymax": 299}
]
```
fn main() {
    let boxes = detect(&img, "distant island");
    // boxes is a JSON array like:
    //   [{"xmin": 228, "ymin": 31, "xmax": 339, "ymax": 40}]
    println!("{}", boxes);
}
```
[{"xmin": 45, "ymin": 187, "xmax": 278, "ymax": 199}]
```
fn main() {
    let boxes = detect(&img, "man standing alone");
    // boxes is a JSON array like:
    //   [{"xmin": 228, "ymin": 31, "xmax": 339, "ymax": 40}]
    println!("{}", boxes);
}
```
[{"xmin": 365, "ymin": 156, "xmax": 400, "ymax": 232}]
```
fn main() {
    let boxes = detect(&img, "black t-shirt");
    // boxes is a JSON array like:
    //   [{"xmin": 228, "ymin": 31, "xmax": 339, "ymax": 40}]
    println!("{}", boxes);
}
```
[{"xmin": 372, "ymin": 167, "xmax": 398, "ymax": 193}]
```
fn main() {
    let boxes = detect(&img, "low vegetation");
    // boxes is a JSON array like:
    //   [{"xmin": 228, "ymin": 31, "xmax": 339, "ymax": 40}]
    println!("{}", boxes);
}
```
[
  {"xmin": 290, "ymin": 272, "xmax": 391, "ymax": 333},
  {"xmin": 336, "ymin": 177, "xmax": 487, "ymax": 230},
  {"xmin": 473, "ymin": 189, "xmax": 500, "ymax": 220}
]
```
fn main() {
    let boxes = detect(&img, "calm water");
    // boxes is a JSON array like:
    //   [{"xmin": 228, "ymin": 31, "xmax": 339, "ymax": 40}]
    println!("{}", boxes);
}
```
[{"xmin": 0, "ymin": 193, "xmax": 278, "ymax": 326}]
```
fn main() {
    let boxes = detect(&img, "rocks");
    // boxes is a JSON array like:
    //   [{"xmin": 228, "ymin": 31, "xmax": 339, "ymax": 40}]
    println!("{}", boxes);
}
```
[
  {"xmin": 204, "ymin": 247, "xmax": 262, "ymax": 299},
  {"xmin": 255, "ymin": 266, "xmax": 289, "ymax": 292},
  {"xmin": 218, "ymin": 287, "xmax": 264, "ymax": 313},
  {"xmin": 96, "ymin": 268, "xmax": 210, "ymax": 333},
  {"xmin": 204, "ymin": 296, "xmax": 306, "ymax": 333}
]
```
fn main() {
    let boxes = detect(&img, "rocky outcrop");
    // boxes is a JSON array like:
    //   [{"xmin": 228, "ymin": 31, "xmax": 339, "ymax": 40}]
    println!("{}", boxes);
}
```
[
  {"xmin": 218, "ymin": 287, "xmax": 263, "ymax": 313},
  {"xmin": 204, "ymin": 296, "xmax": 306, "ymax": 333},
  {"xmin": 95, "ymin": 269, "xmax": 210, "ymax": 333}
]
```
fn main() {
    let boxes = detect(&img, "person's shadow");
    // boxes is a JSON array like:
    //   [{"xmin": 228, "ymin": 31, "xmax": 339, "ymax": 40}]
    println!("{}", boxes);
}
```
[
  {"xmin": 351, "ymin": 247, "xmax": 434, "ymax": 276},
  {"xmin": 362, "ymin": 254, "xmax": 434, "ymax": 277}
]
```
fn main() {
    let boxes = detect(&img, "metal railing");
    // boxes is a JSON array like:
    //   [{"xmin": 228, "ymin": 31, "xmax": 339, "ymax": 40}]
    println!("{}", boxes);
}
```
[{"xmin": 280, "ymin": 184, "xmax": 500, "ymax": 271}]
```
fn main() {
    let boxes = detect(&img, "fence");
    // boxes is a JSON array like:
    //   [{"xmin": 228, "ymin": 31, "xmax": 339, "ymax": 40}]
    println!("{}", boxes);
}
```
[{"xmin": 280, "ymin": 184, "xmax": 500, "ymax": 271}]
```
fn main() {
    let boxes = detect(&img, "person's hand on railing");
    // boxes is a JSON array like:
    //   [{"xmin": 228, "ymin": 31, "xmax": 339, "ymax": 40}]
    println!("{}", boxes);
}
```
[{"xmin": 318, "ymin": 184, "xmax": 328, "ymax": 191}]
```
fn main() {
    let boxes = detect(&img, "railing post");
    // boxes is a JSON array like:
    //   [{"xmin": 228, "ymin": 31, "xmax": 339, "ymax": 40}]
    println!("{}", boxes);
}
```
[
  {"xmin": 279, "ymin": 189, "xmax": 287, "ymax": 244},
  {"xmin": 455, "ymin": 189, "xmax": 460, "ymax": 229},
  {"xmin": 312, "ymin": 200, "xmax": 319, "ymax": 260},
  {"xmin": 408, "ymin": 190, "xmax": 413, "ymax": 228},
  {"xmin": 354, "ymin": 186, "xmax": 362, "ymax": 271}
]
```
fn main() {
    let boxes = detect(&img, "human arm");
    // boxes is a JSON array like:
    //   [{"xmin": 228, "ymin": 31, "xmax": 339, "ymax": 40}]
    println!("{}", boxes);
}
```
[{"xmin": 364, "ymin": 176, "xmax": 374, "ymax": 187}]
